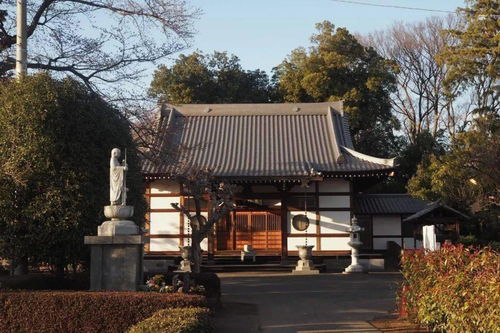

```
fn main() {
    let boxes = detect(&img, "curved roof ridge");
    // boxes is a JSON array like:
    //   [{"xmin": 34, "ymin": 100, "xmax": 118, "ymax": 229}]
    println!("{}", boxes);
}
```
[{"xmin": 341, "ymin": 146, "xmax": 395, "ymax": 167}]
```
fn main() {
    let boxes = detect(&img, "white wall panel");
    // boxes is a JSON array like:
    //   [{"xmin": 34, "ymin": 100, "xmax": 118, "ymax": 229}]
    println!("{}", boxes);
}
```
[
  {"xmin": 150, "ymin": 181, "xmax": 180, "ymax": 194},
  {"xmin": 201, "ymin": 238, "xmax": 208, "ymax": 251},
  {"xmin": 403, "ymin": 237, "xmax": 416, "ymax": 250},
  {"xmin": 287, "ymin": 237, "xmax": 317, "ymax": 251},
  {"xmin": 373, "ymin": 215, "xmax": 401, "ymax": 235},
  {"xmin": 182, "ymin": 237, "xmax": 208, "ymax": 251},
  {"xmin": 288, "ymin": 211, "xmax": 316, "ymax": 234},
  {"xmin": 318, "ymin": 179, "xmax": 350, "ymax": 192},
  {"xmin": 319, "ymin": 211, "xmax": 350, "ymax": 234},
  {"xmin": 373, "ymin": 237, "xmax": 401, "ymax": 250},
  {"xmin": 318, "ymin": 195, "xmax": 350, "ymax": 208},
  {"xmin": 150, "ymin": 238, "xmax": 180, "ymax": 251},
  {"xmin": 150, "ymin": 212, "xmax": 180, "ymax": 235},
  {"xmin": 149, "ymin": 196, "xmax": 181, "ymax": 210},
  {"xmin": 320, "ymin": 237, "xmax": 350, "ymax": 251}
]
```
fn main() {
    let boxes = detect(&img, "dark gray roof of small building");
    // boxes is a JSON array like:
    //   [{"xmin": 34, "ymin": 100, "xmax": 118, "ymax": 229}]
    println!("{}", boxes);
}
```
[
  {"xmin": 354, "ymin": 194, "xmax": 429, "ymax": 215},
  {"xmin": 403, "ymin": 202, "xmax": 470, "ymax": 221},
  {"xmin": 142, "ymin": 102, "xmax": 395, "ymax": 179}
]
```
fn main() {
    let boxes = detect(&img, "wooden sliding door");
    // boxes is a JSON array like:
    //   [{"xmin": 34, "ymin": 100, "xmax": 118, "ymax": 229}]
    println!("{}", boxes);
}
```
[{"xmin": 216, "ymin": 211, "xmax": 281, "ymax": 251}]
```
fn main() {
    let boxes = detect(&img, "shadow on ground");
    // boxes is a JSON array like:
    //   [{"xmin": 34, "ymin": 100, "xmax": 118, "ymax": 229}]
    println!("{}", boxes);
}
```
[{"xmin": 214, "ymin": 272, "xmax": 401, "ymax": 333}]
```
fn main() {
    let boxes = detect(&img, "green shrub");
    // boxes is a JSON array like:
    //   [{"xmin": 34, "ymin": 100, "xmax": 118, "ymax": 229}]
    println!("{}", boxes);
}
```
[
  {"xmin": 458, "ymin": 234, "xmax": 478, "ymax": 247},
  {"xmin": 127, "ymin": 307, "xmax": 213, "ymax": 333},
  {"xmin": 400, "ymin": 245, "xmax": 500, "ymax": 333},
  {"xmin": 0, "ymin": 291, "xmax": 206, "ymax": 333}
]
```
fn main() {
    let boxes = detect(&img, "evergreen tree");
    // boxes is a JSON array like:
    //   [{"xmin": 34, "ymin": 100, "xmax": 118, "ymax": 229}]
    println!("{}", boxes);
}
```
[{"xmin": 0, "ymin": 74, "xmax": 146, "ymax": 274}]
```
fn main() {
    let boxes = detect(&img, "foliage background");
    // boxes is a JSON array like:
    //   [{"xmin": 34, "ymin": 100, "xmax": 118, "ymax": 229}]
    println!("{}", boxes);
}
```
[{"xmin": 0, "ymin": 73, "xmax": 146, "ymax": 272}]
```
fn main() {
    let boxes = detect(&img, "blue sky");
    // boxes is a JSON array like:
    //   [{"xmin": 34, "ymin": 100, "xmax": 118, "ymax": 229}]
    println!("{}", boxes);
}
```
[{"xmin": 171, "ymin": 0, "xmax": 464, "ymax": 75}]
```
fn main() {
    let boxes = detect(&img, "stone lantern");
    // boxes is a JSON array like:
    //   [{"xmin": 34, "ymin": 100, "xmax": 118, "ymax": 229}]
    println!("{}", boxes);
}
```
[
  {"xmin": 344, "ymin": 216, "xmax": 365, "ymax": 273},
  {"xmin": 179, "ymin": 246, "xmax": 192, "ymax": 272}
]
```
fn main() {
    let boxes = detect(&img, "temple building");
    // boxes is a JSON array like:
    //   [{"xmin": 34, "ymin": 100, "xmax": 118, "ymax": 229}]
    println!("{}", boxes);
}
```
[{"xmin": 141, "ymin": 102, "xmax": 464, "ymax": 262}]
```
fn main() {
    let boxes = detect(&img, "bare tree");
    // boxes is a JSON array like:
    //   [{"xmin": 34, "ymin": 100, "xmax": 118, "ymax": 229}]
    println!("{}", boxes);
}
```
[
  {"xmin": 171, "ymin": 167, "xmax": 235, "ymax": 273},
  {"xmin": 363, "ymin": 15, "xmax": 473, "ymax": 142},
  {"xmin": 0, "ymin": 0, "xmax": 200, "ymax": 91}
]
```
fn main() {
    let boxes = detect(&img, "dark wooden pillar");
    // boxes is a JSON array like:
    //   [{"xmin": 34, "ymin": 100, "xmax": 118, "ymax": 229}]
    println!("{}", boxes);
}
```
[
  {"xmin": 280, "ymin": 192, "xmax": 288, "ymax": 264},
  {"xmin": 207, "ymin": 200, "xmax": 215, "ymax": 264}
]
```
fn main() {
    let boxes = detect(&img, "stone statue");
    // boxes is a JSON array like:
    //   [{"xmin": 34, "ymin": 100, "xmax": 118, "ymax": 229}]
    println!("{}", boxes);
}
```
[
  {"xmin": 99, "ymin": 148, "xmax": 137, "ymax": 236},
  {"xmin": 109, "ymin": 148, "xmax": 128, "ymax": 206}
]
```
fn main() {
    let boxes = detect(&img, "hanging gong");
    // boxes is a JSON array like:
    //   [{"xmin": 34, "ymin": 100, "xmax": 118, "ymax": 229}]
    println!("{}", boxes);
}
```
[{"xmin": 292, "ymin": 214, "xmax": 309, "ymax": 231}]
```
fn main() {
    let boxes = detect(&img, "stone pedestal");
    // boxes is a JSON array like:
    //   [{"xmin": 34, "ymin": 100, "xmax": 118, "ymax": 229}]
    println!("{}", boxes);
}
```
[
  {"xmin": 293, "ymin": 259, "xmax": 319, "ymax": 274},
  {"xmin": 84, "ymin": 235, "xmax": 146, "ymax": 291},
  {"xmin": 293, "ymin": 245, "xmax": 319, "ymax": 274}
]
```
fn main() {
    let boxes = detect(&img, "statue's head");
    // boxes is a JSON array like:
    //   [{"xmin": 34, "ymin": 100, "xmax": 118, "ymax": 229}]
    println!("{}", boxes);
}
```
[{"xmin": 111, "ymin": 148, "xmax": 121, "ymax": 158}]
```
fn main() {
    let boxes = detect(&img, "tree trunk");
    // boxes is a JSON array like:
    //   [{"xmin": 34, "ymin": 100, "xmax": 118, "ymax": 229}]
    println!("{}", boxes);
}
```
[
  {"xmin": 13, "ymin": 258, "xmax": 28, "ymax": 276},
  {"xmin": 191, "ymin": 232, "xmax": 202, "ymax": 273}
]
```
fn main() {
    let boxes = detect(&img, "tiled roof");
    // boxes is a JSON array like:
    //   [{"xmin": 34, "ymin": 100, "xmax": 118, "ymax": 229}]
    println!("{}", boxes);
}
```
[
  {"xmin": 403, "ymin": 202, "xmax": 470, "ymax": 221},
  {"xmin": 142, "ymin": 102, "xmax": 395, "ymax": 179},
  {"xmin": 354, "ymin": 194, "xmax": 429, "ymax": 215}
]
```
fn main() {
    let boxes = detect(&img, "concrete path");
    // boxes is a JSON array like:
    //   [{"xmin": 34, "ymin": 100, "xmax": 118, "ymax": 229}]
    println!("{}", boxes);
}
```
[{"xmin": 214, "ymin": 272, "xmax": 401, "ymax": 333}]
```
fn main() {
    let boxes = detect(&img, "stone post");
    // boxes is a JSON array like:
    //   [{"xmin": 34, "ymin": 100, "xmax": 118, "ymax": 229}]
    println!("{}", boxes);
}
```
[{"xmin": 84, "ymin": 205, "xmax": 146, "ymax": 291}]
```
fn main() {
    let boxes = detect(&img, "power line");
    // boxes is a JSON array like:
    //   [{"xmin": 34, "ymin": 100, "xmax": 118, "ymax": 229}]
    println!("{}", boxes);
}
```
[{"xmin": 329, "ymin": 0, "xmax": 456, "ymax": 14}]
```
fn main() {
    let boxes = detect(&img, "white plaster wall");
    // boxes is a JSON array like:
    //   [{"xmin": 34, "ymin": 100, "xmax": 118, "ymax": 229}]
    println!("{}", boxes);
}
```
[
  {"xmin": 320, "ymin": 237, "xmax": 350, "ymax": 251},
  {"xmin": 403, "ymin": 237, "xmax": 416, "ymax": 250},
  {"xmin": 288, "ymin": 211, "xmax": 316, "ymax": 234},
  {"xmin": 182, "ymin": 237, "xmax": 208, "ymax": 251},
  {"xmin": 319, "ymin": 211, "xmax": 350, "ymax": 234},
  {"xmin": 149, "ymin": 196, "xmax": 181, "ymax": 210},
  {"xmin": 373, "ymin": 237, "xmax": 402, "ymax": 250},
  {"xmin": 373, "ymin": 215, "xmax": 401, "ymax": 235},
  {"xmin": 149, "ymin": 212, "xmax": 180, "ymax": 235},
  {"xmin": 318, "ymin": 179, "xmax": 350, "ymax": 192},
  {"xmin": 318, "ymin": 195, "xmax": 350, "ymax": 208},
  {"xmin": 287, "ymin": 237, "xmax": 318, "ymax": 251},
  {"xmin": 150, "ymin": 238, "xmax": 180, "ymax": 251},
  {"xmin": 262, "ymin": 199, "xmax": 281, "ymax": 207},
  {"xmin": 150, "ymin": 181, "xmax": 180, "ymax": 194}
]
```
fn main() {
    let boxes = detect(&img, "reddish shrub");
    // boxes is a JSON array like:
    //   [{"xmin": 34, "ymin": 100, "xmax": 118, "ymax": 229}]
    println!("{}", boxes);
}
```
[
  {"xmin": 0, "ymin": 291, "xmax": 207, "ymax": 333},
  {"xmin": 400, "ymin": 245, "xmax": 500, "ymax": 332}
]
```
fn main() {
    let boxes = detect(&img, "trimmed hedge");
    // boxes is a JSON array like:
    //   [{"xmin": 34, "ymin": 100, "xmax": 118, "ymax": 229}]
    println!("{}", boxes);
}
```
[
  {"xmin": 400, "ymin": 245, "xmax": 500, "ymax": 333},
  {"xmin": 0, "ymin": 291, "xmax": 206, "ymax": 333},
  {"xmin": 127, "ymin": 307, "xmax": 213, "ymax": 333}
]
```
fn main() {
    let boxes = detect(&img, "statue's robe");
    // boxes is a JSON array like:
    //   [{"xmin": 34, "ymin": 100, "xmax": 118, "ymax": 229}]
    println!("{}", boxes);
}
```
[{"xmin": 110, "ymin": 158, "xmax": 124, "ymax": 204}]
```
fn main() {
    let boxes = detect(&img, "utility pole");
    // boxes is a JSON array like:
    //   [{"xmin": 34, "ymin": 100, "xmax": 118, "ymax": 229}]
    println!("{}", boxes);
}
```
[{"xmin": 15, "ymin": 0, "xmax": 27, "ymax": 77}]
